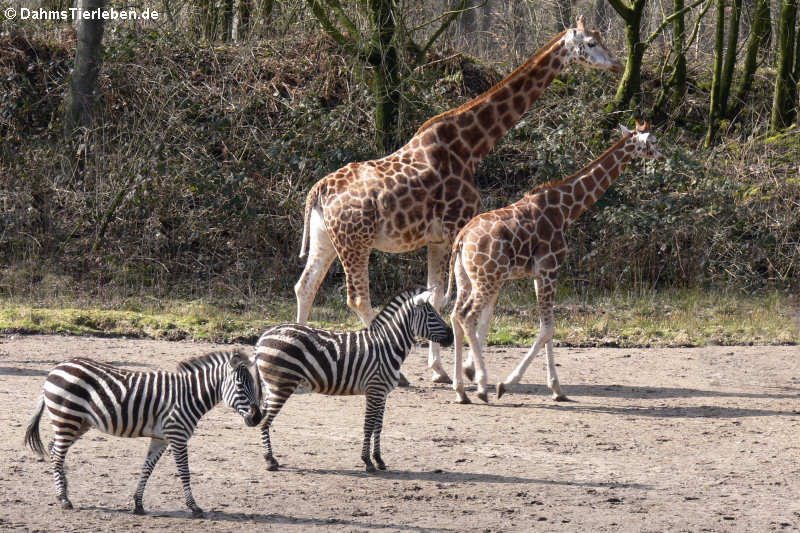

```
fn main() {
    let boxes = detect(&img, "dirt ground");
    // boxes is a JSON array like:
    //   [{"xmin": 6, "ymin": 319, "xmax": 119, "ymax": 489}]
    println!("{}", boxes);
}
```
[{"xmin": 1, "ymin": 334, "xmax": 799, "ymax": 532}]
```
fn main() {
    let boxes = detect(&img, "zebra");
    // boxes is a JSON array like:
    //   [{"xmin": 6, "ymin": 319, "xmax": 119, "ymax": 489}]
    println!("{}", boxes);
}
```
[
  {"xmin": 254, "ymin": 287, "xmax": 454, "ymax": 473},
  {"xmin": 24, "ymin": 350, "xmax": 262, "ymax": 517}
]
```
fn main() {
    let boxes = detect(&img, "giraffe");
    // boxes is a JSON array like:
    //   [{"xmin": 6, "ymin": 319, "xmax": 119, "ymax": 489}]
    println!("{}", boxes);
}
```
[
  {"xmin": 294, "ymin": 16, "xmax": 623, "ymax": 385},
  {"xmin": 446, "ymin": 121, "xmax": 665, "ymax": 404}
]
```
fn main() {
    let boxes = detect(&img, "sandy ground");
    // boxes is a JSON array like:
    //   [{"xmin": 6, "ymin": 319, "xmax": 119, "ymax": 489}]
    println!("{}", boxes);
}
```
[{"xmin": 1, "ymin": 334, "xmax": 799, "ymax": 532}]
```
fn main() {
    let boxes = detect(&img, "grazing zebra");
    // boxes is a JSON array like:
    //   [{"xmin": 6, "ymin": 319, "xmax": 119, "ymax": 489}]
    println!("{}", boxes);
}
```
[
  {"xmin": 254, "ymin": 288, "xmax": 453, "ymax": 472},
  {"xmin": 24, "ymin": 350, "xmax": 262, "ymax": 517}
]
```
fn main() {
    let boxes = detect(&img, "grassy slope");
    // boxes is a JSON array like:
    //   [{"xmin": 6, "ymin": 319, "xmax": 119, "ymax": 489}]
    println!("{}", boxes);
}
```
[{"xmin": 1, "ymin": 288, "xmax": 796, "ymax": 347}]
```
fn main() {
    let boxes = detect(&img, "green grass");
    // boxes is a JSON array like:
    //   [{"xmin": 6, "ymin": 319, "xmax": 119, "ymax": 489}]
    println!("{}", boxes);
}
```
[{"xmin": 0, "ymin": 288, "xmax": 797, "ymax": 347}]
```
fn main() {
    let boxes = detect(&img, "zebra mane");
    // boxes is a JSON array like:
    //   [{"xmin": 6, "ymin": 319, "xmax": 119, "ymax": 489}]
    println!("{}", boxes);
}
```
[
  {"xmin": 177, "ymin": 350, "xmax": 245, "ymax": 373},
  {"xmin": 369, "ymin": 288, "xmax": 425, "ymax": 329}
]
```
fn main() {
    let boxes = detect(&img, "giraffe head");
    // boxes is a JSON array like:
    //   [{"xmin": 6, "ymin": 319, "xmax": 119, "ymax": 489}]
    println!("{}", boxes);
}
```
[
  {"xmin": 563, "ymin": 15, "xmax": 624, "ymax": 73},
  {"xmin": 620, "ymin": 120, "xmax": 666, "ymax": 161}
]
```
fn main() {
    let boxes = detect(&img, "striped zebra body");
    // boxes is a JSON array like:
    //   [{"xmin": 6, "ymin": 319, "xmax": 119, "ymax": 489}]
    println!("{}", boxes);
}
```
[
  {"xmin": 24, "ymin": 351, "xmax": 262, "ymax": 517},
  {"xmin": 255, "ymin": 288, "xmax": 453, "ymax": 472}
]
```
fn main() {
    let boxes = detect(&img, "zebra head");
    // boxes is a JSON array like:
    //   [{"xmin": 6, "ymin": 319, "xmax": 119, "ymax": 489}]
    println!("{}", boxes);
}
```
[
  {"xmin": 408, "ymin": 289, "xmax": 454, "ymax": 347},
  {"xmin": 221, "ymin": 352, "xmax": 263, "ymax": 427}
]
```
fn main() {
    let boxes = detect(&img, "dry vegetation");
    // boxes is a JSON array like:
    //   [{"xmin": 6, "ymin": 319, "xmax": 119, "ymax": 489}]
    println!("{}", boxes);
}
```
[{"xmin": 0, "ymin": 2, "xmax": 798, "ymax": 321}]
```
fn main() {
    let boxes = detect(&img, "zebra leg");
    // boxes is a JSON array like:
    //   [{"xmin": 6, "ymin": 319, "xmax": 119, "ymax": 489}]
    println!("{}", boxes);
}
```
[
  {"xmin": 260, "ymin": 386, "xmax": 295, "ymax": 471},
  {"xmin": 369, "ymin": 393, "xmax": 388, "ymax": 471},
  {"xmin": 132, "ymin": 438, "xmax": 168, "ymax": 515},
  {"xmin": 49, "ymin": 422, "xmax": 89, "ymax": 510},
  {"xmin": 361, "ymin": 391, "xmax": 384, "ymax": 473},
  {"xmin": 168, "ymin": 441, "xmax": 204, "ymax": 518}
]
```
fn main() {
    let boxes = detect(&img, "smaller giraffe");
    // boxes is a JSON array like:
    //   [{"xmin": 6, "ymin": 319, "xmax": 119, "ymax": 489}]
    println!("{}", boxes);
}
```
[{"xmin": 446, "ymin": 121, "xmax": 665, "ymax": 404}]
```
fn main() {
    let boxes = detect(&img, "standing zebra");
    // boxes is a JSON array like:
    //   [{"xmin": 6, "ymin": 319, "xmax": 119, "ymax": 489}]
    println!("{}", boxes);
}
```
[
  {"xmin": 255, "ymin": 288, "xmax": 453, "ymax": 472},
  {"xmin": 24, "ymin": 350, "xmax": 262, "ymax": 517}
]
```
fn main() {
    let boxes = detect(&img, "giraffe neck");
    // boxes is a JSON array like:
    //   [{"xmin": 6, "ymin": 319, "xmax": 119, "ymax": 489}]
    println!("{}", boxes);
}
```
[
  {"xmin": 412, "ymin": 32, "xmax": 571, "ymax": 176},
  {"xmin": 529, "ymin": 136, "xmax": 636, "ymax": 225}
]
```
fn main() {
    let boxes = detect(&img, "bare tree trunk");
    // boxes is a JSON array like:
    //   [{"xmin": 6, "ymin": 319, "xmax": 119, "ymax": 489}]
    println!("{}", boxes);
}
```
[
  {"xmin": 728, "ymin": 0, "xmax": 770, "ymax": 117},
  {"xmin": 232, "ymin": 0, "xmax": 251, "ymax": 41},
  {"xmin": 609, "ymin": 0, "xmax": 647, "ymax": 111},
  {"xmin": 65, "ymin": 0, "xmax": 105, "ymax": 133},
  {"xmin": 704, "ymin": 0, "xmax": 726, "ymax": 147},
  {"xmin": 770, "ymin": 0, "xmax": 799, "ymax": 131},
  {"xmin": 719, "ymin": 0, "xmax": 742, "ymax": 115}
]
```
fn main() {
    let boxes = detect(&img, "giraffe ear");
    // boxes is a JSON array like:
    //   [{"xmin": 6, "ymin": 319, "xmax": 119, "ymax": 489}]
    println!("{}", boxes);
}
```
[
  {"xmin": 619, "ymin": 124, "xmax": 633, "ymax": 136},
  {"xmin": 576, "ymin": 15, "xmax": 586, "ymax": 31}
]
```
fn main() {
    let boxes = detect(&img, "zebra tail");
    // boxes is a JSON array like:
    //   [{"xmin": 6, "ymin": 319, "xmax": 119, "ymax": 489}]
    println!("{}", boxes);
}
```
[
  {"xmin": 24, "ymin": 395, "xmax": 46, "ymax": 457},
  {"xmin": 299, "ymin": 182, "xmax": 321, "ymax": 259}
]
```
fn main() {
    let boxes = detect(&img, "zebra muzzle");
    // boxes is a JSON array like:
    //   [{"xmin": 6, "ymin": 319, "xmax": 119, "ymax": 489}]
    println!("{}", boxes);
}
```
[{"xmin": 244, "ymin": 405, "xmax": 263, "ymax": 427}]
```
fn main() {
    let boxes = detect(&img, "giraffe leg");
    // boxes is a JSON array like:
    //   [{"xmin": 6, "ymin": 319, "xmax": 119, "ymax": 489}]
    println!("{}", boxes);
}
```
[
  {"xmin": 342, "ymin": 247, "xmax": 376, "ymax": 327},
  {"xmin": 498, "ymin": 279, "xmax": 564, "ymax": 400},
  {"xmin": 49, "ymin": 421, "xmax": 89, "ymax": 510},
  {"xmin": 470, "ymin": 302, "xmax": 496, "ymax": 403},
  {"xmin": 450, "ymin": 314, "xmax": 470, "ymax": 404},
  {"xmin": 295, "ymin": 208, "xmax": 338, "ymax": 324},
  {"xmin": 132, "ymin": 438, "xmax": 168, "ymax": 515},
  {"xmin": 168, "ymin": 440, "xmax": 203, "ymax": 517},
  {"xmin": 426, "ymin": 243, "xmax": 451, "ymax": 384}
]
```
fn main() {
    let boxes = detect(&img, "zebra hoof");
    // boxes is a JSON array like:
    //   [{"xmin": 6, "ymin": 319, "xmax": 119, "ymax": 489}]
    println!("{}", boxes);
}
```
[
  {"xmin": 60, "ymin": 500, "xmax": 73, "ymax": 510},
  {"xmin": 477, "ymin": 390, "xmax": 489, "ymax": 404},
  {"xmin": 456, "ymin": 394, "xmax": 471, "ymax": 404},
  {"xmin": 496, "ymin": 383, "xmax": 507, "ymax": 399},
  {"xmin": 364, "ymin": 460, "xmax": 376, "ymax": 473},
  {"xmin": 133, "ymin": 504, "xmax": 145, "ymax": 515},
  {"xmin": 553, "ymin": 394, "xmax": 569, "ymax": 402},
  {"xmin": 397, "ymin": 373, "xmax": 410, "ymax": 387},
  {"xmin": 265, "ymin": 455, "xmax": 279, "ymax": 471},
  {"xmin": 374, "ymin": 457, "xmax": 386, "ymax": 470},
  {"xmin": 191, "ymin": 507, "xmax": 205, "ymax": 518},
  {"xmin": 464, "ymin": 365, "xmax": 475, "ymax": 382}
]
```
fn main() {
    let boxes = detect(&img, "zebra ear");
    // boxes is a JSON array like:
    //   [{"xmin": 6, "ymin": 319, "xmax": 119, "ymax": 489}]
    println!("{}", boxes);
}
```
[
  {"xmin": 411, "ymin": 289, "xmax": 435, "ymax": 306},
  {"xmin": 228, "ymin": 351, "xmax": 249, "ymax": 369}
]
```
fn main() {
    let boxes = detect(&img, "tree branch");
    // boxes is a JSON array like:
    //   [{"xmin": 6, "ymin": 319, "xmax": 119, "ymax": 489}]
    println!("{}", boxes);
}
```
[
  {"xmin": 645, "ymin": 0, "xmax": 708, "ymax": 46},
  {"xmin": 415, "ymin": 0, "xmax": 472, "ymax": 65},
  {"xmin": 306, "ymin": 0, "xmax": 362, "ymax": 58}
]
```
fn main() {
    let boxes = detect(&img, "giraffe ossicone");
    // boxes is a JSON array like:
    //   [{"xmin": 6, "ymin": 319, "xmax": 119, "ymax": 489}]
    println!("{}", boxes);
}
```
[
  {"xmin": 446, "ymin": 120, "xmax": 665, "ymax": 404},
  {"xmin": 294, "ymin": 17, "xmax": 623, "ymax": 385}
]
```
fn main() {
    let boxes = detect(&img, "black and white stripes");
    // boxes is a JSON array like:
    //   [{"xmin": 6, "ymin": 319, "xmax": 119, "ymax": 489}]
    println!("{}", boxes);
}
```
[
  {"xmin": 254, "ymin": 288, "xmax": 453, "ymax": 472},
  {"xmin": 24, "ymin": 350, "xmax": 262, "ymax": 517}
]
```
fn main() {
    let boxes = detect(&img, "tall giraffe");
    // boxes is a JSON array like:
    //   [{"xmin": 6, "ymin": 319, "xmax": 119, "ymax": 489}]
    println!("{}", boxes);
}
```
[
  {"xmin": 446, "ymin": 121, "xmax": 665, "ymax": 404},
  {"xmin": 295, "ymin": 17, "xmax": 623, "ymax": 384}
]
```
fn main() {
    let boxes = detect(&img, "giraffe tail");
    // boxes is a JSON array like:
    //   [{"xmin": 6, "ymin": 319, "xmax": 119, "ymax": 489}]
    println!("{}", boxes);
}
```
[
  {"xmin": 442, "ymin": 238, "xmax": 462, "ymax": 308},
  {"xmin": 24, "ymin": 394, "xmax": 46, "ymax": 457},
  {"xmin": 299, "ymin": 182, "xmax": 322, "ymax": 259}
]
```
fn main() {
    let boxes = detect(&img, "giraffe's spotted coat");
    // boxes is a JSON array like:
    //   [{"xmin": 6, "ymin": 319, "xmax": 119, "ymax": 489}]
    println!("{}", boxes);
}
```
[{"xmin": 447, "ymin": 121, "xmax": 665, "ymax": 403}]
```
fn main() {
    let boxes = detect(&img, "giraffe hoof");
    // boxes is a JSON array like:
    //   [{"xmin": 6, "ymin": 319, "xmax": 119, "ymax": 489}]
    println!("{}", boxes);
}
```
[
  {"xmin": 496, "ymin": 383, "xmax": 507, "ymax": 399},
  {"xmin": 464, "ymin": 366, "xmax": 475, "ymax": 382},
  {"xmin": 432, "ymin": 371, "xmax": 452, "ymax": 384},
  {"xmin": 397, "ymin": 373, "xmax": 410, "ymax": 387},
  {"xmin": 477, "ymin": 390, "xmax": 489, "ymax": 404},
  {"xmin": 456, "ymin": 394, "xmax": 471, "ymax": 404}
]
